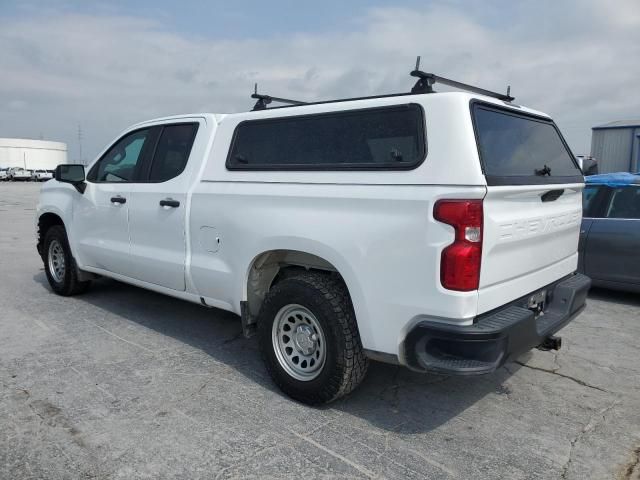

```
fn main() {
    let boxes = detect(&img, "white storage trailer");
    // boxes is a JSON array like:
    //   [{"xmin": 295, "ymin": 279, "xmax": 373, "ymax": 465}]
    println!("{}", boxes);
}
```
[{"xmin": 0, "ymin": 138, "xmax": 68, "ymax": 171}]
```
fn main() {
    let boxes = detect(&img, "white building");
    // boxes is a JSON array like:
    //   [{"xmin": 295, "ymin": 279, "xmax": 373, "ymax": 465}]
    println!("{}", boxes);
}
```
[{"xmin": 0, "ymin": 138, "xmax": 68, "ymax": 170}]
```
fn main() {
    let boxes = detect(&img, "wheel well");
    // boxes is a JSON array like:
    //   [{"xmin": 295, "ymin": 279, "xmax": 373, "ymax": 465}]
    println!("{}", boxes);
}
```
[
  {"xmin": 37, "ymin": 213, "xmax": 64, "ymax": 258},
  {"xmin": 245, "ymin": 250, "xmax": 343, "ymax": 321}
]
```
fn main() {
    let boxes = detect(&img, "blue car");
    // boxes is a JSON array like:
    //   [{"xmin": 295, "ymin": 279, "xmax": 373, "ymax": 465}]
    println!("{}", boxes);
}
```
[{"xmin": 580, "ymin": 172, "xmax": 640, "ymax": 292}]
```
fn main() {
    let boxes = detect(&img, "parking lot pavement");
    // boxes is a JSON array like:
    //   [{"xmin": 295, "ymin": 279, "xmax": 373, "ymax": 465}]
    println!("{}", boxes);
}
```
[{"xmin": 1, "ymin": 182, "xmax": 639, "ymax": 480}]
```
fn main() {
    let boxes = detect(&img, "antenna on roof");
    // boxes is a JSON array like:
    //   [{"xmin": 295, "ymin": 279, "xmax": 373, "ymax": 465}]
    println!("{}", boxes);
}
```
[
  {"xmin": 251, "ymin": 83, "xmax": 307, "ymax": 111},
  {"xmin": 410, "ymin": 56, "xmax": 515, "ymax": 102}
]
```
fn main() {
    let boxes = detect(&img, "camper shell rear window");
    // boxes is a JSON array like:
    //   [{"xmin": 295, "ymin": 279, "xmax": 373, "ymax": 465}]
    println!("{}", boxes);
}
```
[
  {"xmin": 471, "ymin": 102, "xmax": 583, "ymax": 186},
  {"xmin": 226, "ymin": 104, "xmax": 426, "ymax": 171}
]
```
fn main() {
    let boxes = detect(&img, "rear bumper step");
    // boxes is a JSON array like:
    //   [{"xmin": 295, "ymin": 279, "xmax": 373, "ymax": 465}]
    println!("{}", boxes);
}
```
[{"xmin": 404, "ymin": 273, "xmax": 591, "ymax": 375}]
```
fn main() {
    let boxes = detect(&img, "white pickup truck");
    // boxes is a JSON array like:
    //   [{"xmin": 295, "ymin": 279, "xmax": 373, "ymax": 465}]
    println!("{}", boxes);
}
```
[
  {"xmin": 36, "ymin": 67, "xmax": 590, "ymax": 404},
  {"xmin": 31, "ymin": 169, "xmax": 54, "ymax": 182},
  {"xmin": 8, "ymin": 167, "xmax": 32, "ymax": 181}
]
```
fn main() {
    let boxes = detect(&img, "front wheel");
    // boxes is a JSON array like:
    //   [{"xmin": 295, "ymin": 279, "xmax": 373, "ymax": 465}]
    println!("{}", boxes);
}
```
[
  {"xmin": 258, "ymin": 271, "xmax": 368, "ymax": 405},
  {"xmin": 43, "ymin": 225, "xmax": 91, "ymax": 296}
]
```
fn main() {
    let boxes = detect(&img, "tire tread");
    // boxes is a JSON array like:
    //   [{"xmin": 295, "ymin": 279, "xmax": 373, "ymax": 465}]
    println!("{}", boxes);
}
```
[
  {"xmin": 44, "ymin": 225, "xmax": 91, "ymax": 296},
  {"xmin": 258, "ymin": 271, "xmax": 368, "ymax": 404}
]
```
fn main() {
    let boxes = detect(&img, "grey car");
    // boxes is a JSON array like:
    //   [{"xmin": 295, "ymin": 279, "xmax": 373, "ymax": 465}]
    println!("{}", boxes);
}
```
[{"xmin": 580, "ymin": 172, "xmax": 640, "ymax": 292}]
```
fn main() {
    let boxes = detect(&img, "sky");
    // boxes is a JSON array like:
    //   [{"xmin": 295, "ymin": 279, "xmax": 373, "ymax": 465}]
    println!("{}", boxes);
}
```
[{"xmin": 1, "ymin": 0, "xmax": 639, "ymax": 162}]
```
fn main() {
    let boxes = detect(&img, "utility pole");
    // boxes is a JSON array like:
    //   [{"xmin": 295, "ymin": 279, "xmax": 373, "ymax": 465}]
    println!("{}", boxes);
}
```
[{"xmin": 78, "ymin": 124, "xmax": 84, "ymax": 164}]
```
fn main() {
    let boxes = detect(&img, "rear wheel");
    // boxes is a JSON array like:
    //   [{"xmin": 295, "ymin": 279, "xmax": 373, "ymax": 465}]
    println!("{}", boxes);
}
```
[
  {"xmin": 258, "ymin": 271, "xmax": 368, "ymax": 405},
  {"xmin": 43, "ymin": 225, "xmax": 91, "ymax": 296}
]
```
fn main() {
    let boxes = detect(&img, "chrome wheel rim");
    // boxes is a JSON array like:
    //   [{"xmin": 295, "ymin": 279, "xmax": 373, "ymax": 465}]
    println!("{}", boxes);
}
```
[
  {"xmin": 48, "ymin": 240, "xmax": 66, "ymax": 283},
  {"xmin": 272, "ymin": 304, "xmax": 326, "ymax": 381}
]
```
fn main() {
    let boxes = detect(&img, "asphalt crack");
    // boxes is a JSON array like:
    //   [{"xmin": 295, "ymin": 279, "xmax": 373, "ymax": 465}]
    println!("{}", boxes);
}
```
[
  {"xmin": 561, "ymin": 401, "xmax": 619, "ymax": 479},
  {"xmin": 378, "ymin": 366, "xmax": 401, "ymax": 410},
  {"xmin": 514, "ymin": 361, "xmax": 609, "ymax": 393},
  {"xmin": 288, "ymin": 429, "xmax": 376, "ymax": 479}
]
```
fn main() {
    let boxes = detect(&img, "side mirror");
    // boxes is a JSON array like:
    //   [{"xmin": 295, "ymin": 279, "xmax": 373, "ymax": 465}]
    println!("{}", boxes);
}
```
[{"xmin": 55, "ymin": 164, "xmax": 86, "ymax": 193}]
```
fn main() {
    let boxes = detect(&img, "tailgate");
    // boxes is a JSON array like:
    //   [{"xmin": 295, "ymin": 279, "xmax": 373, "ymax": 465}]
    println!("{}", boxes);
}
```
[
  {"xmin": 479, "ymin": 184, "xmax": 583, "ymax": 311},
  {"xmin": 470, "ymin": 101, "xmax": 585, "ymax": 313}
]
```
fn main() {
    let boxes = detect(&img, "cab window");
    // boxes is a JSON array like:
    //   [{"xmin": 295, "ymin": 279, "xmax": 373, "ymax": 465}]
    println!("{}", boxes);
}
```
[
  {"xmin": 88, "ymin": 129, "xmax": 150, "ymax": 183},
  {"xmin": 148, "ymin": 123, "xmax": 198, "ymax": 182}
]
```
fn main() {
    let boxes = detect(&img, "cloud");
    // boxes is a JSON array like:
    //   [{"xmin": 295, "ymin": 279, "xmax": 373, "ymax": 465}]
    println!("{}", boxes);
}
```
[{"xmin": 0, "ymin": 1, "xmax": 638, "ymax": 160}]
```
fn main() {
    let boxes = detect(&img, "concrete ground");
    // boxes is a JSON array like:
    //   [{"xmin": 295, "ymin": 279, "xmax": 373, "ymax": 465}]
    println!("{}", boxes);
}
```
[{"xmin": 0, "ymin": 182, "xmax": 639, "ymax": 480}]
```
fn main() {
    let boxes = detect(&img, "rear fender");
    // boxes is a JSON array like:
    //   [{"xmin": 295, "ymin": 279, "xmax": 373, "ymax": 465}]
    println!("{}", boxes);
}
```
[{"xmin": 243, "ymin": 237, "xmax": 371, "ymax": 346}]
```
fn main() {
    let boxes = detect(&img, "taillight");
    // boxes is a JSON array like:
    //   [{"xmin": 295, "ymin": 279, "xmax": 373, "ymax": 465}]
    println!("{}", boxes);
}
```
[{"xmin": 433, "ymin": 199, "xmax": 483, "ymax": 291}]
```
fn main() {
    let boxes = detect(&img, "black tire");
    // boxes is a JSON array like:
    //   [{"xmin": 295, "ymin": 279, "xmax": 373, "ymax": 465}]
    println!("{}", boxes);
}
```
[
  {"xmin": 258, "ymin": 271, "xmax": 368, "ymax": 405},
  {"xmin": 43, "ymin": 225, "xmax": 91, "ymax": 296}
]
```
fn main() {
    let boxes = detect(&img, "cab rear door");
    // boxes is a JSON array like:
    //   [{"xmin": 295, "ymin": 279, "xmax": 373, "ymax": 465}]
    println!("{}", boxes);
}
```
[{"xmin": 126, "ymin": 119, "xmax": 206, "ymax": 291}]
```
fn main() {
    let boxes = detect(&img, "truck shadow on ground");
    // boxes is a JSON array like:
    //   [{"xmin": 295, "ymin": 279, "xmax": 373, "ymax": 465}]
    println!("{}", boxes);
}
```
[
  {"xmin": 587, "ymin": 286, "xmax": 640, "ymax": 308},
  {"xmin": 34, "ymin": 273, "xmax": 524, "ymax": 434}
]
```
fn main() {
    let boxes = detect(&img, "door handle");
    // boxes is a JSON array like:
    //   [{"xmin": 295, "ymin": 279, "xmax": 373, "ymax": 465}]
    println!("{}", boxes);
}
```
[
  {"xmin": 541, "ymin": 189, "xmax": 565, "ymax": 202},
  {"xmin": 110, "ymin": 196, "xmax": 126, "ymax": 204},
  {"xmin": 159, "ymin": 198, "xmax": 180, "ymax": 208}
]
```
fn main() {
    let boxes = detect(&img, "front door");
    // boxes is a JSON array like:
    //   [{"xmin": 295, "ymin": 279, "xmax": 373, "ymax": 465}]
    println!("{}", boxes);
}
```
[
  {"xmin": 73, "ymin": 182, "xmax": 131, "ymax": 274},
  {"xmin": 73, "ymin": 128, "xmax": 153, "ymax": 275}
]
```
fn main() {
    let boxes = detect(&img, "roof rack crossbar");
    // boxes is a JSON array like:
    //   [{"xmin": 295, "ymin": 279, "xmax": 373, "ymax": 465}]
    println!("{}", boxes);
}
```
[
  {"xmin": 248, "ymin": 58, "xmax": 515, "ymax": 111},
  {"xmin": 251, "ymin": 83, "xmax": 307, "ymax": 111},
  {"xmin": 410, "ymin": 56, "xmax": 514, "ymax": 102}
]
